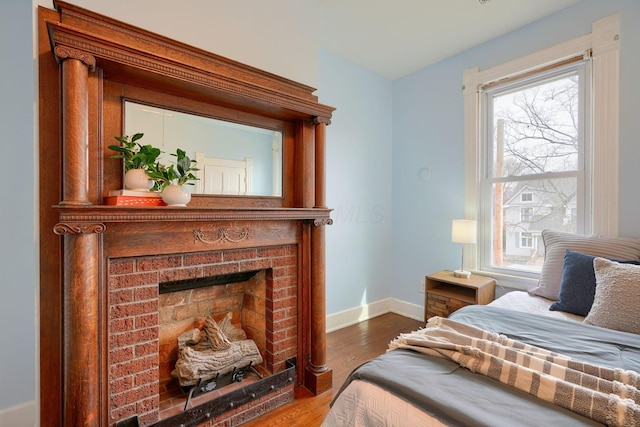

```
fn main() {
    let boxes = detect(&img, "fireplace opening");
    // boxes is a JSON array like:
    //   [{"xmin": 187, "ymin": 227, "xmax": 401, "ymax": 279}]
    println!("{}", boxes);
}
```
[
  {"xmin": 108, "ymin": 245, "xmax": 299, "ymax": 426},
  {"xmin": 158, "ymin": 270, "xmax": 269, "ymax": 420}
]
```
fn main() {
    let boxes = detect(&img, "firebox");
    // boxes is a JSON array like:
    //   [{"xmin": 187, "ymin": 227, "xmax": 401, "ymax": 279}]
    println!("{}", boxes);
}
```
[{"xmin": 108, "ymin": 246, "xmax": 299, "ymax": 426}]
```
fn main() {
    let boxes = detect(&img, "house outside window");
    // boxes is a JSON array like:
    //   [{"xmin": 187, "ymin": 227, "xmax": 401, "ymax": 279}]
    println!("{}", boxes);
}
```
[
  {"xmin": 462, "ymin": 15, "xmax": 619, "ymax": 287},
  {"xmin": 521, "ymin": 207, "xmax": 533, "ymax": 222},
  {"xmin": 519, "ymin": 232, "xmax": 535, "ymax": 249}
]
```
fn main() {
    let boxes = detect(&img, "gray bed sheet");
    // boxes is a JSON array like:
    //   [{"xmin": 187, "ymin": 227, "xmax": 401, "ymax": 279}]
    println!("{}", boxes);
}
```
[{"xmin": 332, "ymin": 305, "xmax": 640, "ymax": 427}]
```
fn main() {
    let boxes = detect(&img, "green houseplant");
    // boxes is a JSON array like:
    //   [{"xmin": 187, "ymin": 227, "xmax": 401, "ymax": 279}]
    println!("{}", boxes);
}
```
[
  {"xmin": 147, "ymin": 149, "xmax": 199, "ymax": 206},
  {"xmin": 108, "ymin": 133, "xmax": 162, "ymax": 191}
]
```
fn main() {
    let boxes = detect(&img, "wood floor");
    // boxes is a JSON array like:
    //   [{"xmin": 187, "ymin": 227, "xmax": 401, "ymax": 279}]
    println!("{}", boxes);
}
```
[{"xmin": 242, "ymin": 313, "xmax": 424, "ymax": 427}]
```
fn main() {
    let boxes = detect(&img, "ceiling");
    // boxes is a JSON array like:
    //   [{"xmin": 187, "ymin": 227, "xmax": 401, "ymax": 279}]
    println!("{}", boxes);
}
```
[{"xmin": 317, "ymin": 0, "xmax": 583, "ymax": 80}]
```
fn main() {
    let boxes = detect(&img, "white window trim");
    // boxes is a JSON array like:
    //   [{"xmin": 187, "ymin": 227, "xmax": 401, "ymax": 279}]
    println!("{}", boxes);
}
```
[{"xmin": 462, "ymin": 14, "xmax": 620, "ymax": 290}]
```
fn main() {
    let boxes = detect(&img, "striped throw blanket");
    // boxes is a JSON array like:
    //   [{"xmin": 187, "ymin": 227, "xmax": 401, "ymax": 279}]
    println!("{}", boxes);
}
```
[{"xmin": 388, "ymin": 317, "xmax": 640, "ymax": 427}]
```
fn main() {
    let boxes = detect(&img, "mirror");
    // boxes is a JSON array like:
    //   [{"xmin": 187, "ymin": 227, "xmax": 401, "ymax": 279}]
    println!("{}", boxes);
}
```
[{"xmin": 124, "ymin": 101, "xmax": 282, "ymax": 196}]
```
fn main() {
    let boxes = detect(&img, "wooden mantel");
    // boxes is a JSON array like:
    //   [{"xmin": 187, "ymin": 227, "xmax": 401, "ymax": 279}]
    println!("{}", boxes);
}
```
[{"xmin": 38, "ymin": 2, "xmax": 334, "ymax": 426}]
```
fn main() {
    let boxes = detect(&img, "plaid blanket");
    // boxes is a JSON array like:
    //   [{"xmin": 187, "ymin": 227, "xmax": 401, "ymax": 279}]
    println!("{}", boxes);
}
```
[{"xmin": 388, "ymin": 316, "xmax": 640, "ymax": 427}]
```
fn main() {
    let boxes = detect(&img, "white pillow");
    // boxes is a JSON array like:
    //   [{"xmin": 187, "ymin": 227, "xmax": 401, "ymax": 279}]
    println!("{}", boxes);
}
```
[
  {"xmin": 528, "ymin": 230, "xmax": 640, "ymax": 301},
  {"xmin": 584, "ymin": 258, "xmax": 640, "ymax": 334}
]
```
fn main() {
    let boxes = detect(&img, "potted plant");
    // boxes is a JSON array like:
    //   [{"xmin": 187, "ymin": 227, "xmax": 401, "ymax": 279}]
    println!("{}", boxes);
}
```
[
  {"xmin": 108, "ymin": 133, "xmax": 162, "ymax": 191},
  {"xmin": 148, "ymin": 149, "xmax": 199, "ymax": 206}
]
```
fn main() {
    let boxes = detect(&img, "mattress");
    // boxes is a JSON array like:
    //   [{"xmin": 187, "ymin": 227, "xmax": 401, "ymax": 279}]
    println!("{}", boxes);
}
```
[
  {"xmin": 487, "ymin": 290, "xmax": 584, "ymax": 322},
  {"xmin": 324, "ymin": 304, "xmax": 640, "ymax": 427}
]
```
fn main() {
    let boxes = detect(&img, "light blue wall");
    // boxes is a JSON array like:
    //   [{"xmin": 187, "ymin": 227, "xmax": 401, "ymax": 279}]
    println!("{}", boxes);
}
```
[
  {"xmin": 5, "ymin": 0, "xmax": 640, "ymax": 419},
  {"xmin": 391, "ymin": 0, "xmax": 640, "ymax": 305},
  {"xmin": 0, "ymin": 0, "xmax": 37, "ymax": 412},
  {"xmin": 318, "ymin": 48, "xmax": 393, "ymax": 314}
]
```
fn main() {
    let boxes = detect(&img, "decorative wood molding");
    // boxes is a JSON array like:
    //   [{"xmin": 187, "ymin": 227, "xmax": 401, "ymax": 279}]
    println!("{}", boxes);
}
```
[
  {"xmin": 53, "ymin": 222, "xmax": 106, "ymax": 235},
  {"xmin": 193, "ymin": 228, "xmax": 250, "ymax": 244},
  {"xmin": 46, "ymin": 2, "xmax": 335, "ymax": 122},
  {"xmin": 39, "ymin": 3, "xmax": 335, "ymax": 424},
  {"xmin": 314, "ymin": 116, "xmax": 332, "ymax": 126},
  {"xmin": 312, "ymin": 218, "xmax": 334, "ymax": 227},
  {"xmin": 55, "ymin": 206, "xmax": 333, "ymax": 223},
  {"xmin": 52, "ymin": 45, "xmax": 96, "ymax": 70}
]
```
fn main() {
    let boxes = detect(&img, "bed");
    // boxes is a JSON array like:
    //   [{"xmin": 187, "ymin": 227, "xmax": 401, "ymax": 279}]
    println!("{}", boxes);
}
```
[{"xmin": 323, "ymin": 230, "xmax": 640, "ymax": 427}]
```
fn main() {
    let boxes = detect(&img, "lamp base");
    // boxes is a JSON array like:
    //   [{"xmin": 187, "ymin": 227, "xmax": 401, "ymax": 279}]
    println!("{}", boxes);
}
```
[{"xmin": 453, "ymin": 269, "xmax": 471, "ymax": 279}]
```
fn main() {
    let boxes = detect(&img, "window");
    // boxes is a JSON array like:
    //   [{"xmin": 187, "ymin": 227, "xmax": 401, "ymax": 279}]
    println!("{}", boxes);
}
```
[
  {"xmin": 462, "ymin": 15, "xmax": 619, "ymax": 286},
  {"xmin": 483, "ymin": 63, "xmax": 589, "ymax": 274},
  {"xmin": 519, "ymin": 232, "xmax": 535, "ymax": 249}
]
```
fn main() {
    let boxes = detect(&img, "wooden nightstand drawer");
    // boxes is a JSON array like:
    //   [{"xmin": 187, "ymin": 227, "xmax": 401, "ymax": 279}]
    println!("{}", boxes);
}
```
[
  {"xmin": 426, "ymin": 293, "xmax": 470, "ymax": 319},
  {"xmin": 424, "ymin": 270, "xmax": 496, "ymax": 321}
]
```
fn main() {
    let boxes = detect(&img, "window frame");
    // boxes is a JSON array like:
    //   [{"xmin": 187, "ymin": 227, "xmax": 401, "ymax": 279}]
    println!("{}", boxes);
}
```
[
  {"xmin": 462, "ymin": 14, "xmax": 620, "ymax": 289},
  {"xmin": 481, "ymin": 61, "xmax": 591, "ymax": 278}
]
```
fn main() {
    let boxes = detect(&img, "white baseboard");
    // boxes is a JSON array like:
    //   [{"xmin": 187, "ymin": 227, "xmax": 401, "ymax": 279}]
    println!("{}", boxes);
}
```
[
  {"xmin": 0, "ymin": 400, "xmax": 37, "ymax": 426},
  {"xmin": 326, "ymin": 298, "xmax": 424, "ymax": 333}
]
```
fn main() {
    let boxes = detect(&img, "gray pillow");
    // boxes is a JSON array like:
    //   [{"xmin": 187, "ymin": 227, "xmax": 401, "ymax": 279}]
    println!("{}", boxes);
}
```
[
  {"xmin": 584, "ymin": 258, "xmax": 640, "ymax": 334},
  {"xmin": 529, "ymin": 230, "xmax": 640, "ymax": 301}
]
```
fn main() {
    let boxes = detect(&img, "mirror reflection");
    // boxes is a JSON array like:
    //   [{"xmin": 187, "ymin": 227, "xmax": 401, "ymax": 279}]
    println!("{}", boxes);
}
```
[{"xmin": 124, "ymin": 101, "xmax": 282, "ymax": 196}]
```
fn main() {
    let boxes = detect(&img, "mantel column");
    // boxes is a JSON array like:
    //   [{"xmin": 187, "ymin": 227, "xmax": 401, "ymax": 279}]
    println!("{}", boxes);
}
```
[
  {"xmin": 53, "ymin": 45, "xmax": 101, "ymax": 426},
  {"xmin": 54, "ymin": 45, "xmax": 95, "ymax": 206},
  {"xmin": 305, "ymin": 118, "xmax": 333, "ymax": 394}
]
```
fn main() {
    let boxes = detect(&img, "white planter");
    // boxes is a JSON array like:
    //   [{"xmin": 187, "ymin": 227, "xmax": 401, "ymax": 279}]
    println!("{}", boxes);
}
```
[
  {"xmin": 162, "ymin": 184, "xmax": 191, "ymax": 207},
  {"xmin": 123, "ymin": 168, "xmax": 153, "ymax": 191}
]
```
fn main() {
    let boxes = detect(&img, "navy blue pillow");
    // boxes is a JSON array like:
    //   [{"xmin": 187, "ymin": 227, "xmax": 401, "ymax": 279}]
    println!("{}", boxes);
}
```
[{"xmin": 550, "ymin": 250, "xmax": 640, "ymax": 316}]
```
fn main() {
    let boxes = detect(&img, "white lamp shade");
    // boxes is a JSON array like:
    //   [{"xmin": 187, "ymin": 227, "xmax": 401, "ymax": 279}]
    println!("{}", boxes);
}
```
[{"xmin": 451, "ymin": 219, "xmax": 477, "ymax": 244}]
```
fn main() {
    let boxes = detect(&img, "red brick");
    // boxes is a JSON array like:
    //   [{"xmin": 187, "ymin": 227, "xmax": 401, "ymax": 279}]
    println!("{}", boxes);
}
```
[
  {"xmin": 135, "ymin": 285, "xmax": 158, "ymax": 301},
  {"xmin": 110, "ymin": 347, "xmax": 134, "ymax": 364},
  {"xmin": 110, "ymin": 289, "xmax": 134, "ymax": 305},
  {"xmin": 270, "ymin": 297, "xmax": 296, "ymax": 311},
  {"xmin": 202, "ymin": 262, "xmax": 240, "ymax": 276},
  {"xmin": 110, "ymin": 375, "xmax": 134, "ymax": 394},
  {"xmin": 286, "ymin": 265, "xmax": 298, "ymax": 277},
  {"xmin": 239, "ymin": 259, "xmax": 271, "ymax": 272},
  {"xmin": 110, "ymin": 300, "xmax": 158, "ymax": 319},
  {"xmin": 184, "ymin": 251, "xmax": 223, "ymax": 266},
  {"xmin": 109, "ymin": 259, "xmax": 134, "ymax": 275},
  {"xmin": 190, "ymin": 284, "xmax": 227, "ymax": 302},
  {"xmin": 134, "ymin": 369, "xmax": 158, "ymax": 387},
  {"xmin": 223, "ymin": 248, "xmax": 258, "ymax": 261},
  {"xmin": 110, "ymin": 355, "xmax": 158, "ymax": 379},
  {"xmin": 110, "ymin": 328, "xmax": 157, "ymax": 349},
  {"xmin": 110, "ymin": 271, "xmax": 159, "ymax": 289},
  {"xmin": 111, "ymin": 382, "xmax": 157, "ymax": 407},
  {"xmin": 159, "ymin": 289, "xmax": 189, "ymax": 306},
  {"xmin": 136, "ymin": 313, "xmax": 159, "ymax": 329},
  {"xmin": 110, "ymin": 317, "xmax": 134, "ymax": 333},
  {"xmin": 110, "ymin": 403, "xmax": 136, "ymax": 424},
  {"xmin": 136, "ymin": 255, "xmax": 183, "ymax": 271},
  {"xmin": 135, "ymin": 340, "xmax": 158, "ymax": 358},
  {"xmin": 257, "ymin": 246, "xmax": 286, "ymax": 258},
  {"xmin": 273, "ymin": 317, "xmax": 297, "ymax": 332},
  {"xmin": 158, "ymin": 266, "xmax": 203, "ymax": 283},
  {"xmin": 137, "ymin": 395, "xmax": 159, "ymax": 415},
  {"xmin": 137, "ymin": 411, "xmax": 160, "ymax": 427}
]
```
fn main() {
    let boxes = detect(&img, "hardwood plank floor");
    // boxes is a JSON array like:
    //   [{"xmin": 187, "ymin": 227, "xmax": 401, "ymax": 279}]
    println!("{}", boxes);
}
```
[{"xmin": 242, "ymin": 313, "xmax": 424, "ymax": 427}]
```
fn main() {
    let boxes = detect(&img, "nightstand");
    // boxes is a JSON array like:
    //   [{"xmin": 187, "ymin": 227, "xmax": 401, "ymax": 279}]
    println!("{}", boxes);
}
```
[{"xmin": 424, "ymin": 270, "xmax": 496, "ymax": 321}]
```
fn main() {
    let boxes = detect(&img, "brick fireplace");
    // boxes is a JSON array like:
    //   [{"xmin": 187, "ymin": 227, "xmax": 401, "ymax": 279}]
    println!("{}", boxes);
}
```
[
  {"xmin": 39, "ymin": 2, "xmax": 335, "ymax": 425},
  {"xmin": 107, "ymin": 246, "xmax": 298, "ymax": 426}
]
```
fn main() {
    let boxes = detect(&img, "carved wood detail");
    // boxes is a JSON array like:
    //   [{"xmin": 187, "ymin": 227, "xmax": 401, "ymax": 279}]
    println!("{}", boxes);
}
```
[
  {"xmin": 53, "ymin": 222, "xmax": 106, "ymax": 235},
  {"xmin": 52, "ymin": 45, "xmax": 96, "ymax": 70},
  {"xmin": 193, "ymin": 228, "xmax": 250, "ymax": 244}
]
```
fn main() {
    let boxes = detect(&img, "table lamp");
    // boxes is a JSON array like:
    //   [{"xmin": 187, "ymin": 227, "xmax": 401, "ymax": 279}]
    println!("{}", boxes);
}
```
[{"xmin": 451, "ymin": 219, "xmax": 477, "ymax": 278}]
